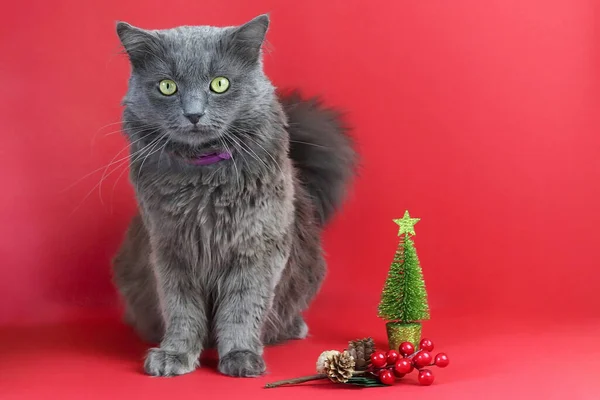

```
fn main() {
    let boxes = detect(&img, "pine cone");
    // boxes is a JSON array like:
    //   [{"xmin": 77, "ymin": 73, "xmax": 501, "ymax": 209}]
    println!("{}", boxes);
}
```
[
  {"xmin": 347, "ymin": 337, "xmax": 375, "ymax": 370},
  {"xmin": 316, "ymin": 350, "xmax": 340, "ymax": 374},
  {"xmin": 325, "ymin": 351, "xmax": 355, "ymax": 383}
]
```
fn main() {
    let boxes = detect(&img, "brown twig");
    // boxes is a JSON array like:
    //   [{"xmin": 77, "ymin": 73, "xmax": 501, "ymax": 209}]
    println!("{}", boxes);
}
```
[
  {"xmin": 264, "ymin": 369, "xmax": 373, "ymax": 389},
  {"xmin": 264, "ymin": 374, "xmax": 328, "ymax": 388}
]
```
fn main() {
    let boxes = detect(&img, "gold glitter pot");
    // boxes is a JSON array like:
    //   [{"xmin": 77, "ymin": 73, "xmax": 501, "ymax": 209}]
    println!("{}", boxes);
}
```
[{"xmin": 386, "ymin": 322, "xmax": 422, "ymax": 351}]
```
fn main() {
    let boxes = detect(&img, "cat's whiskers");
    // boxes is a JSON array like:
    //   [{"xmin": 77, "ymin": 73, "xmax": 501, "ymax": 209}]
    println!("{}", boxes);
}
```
[
  {"xmin": 98, "ymin": 129, "xmax": 163, "ymax": 203},
  {"xmin": 117, "ymin": 133, "xmax": 169, "ymax": 195},
  {"xmin": 68, "ymin": 132, "xmax": 164, "ymax": 217},
  {"xmin": 109, "ymin": 134, "xmax": 171, "ymax": 211},
  {"xmin": 284, "ymin": 124, "xmax": 339, "ymax": 149},
  {"xmin": 274, "ymin": 137, "xmax": 330, "ymax": 149},
  {"xmin": 222, "ymin": 134, "xmax": 251, "ymax": 169},
  {"xmin": 136, "ymin": 133, "xmax": 170, "ymax": 184},
  {"xmin": 102, "ymin": 122, "xmax": 158, "ymax": 137},
  {"xmin": 157, "ymin": 134, "xmax": 172, "ymax": 171},
  {"xmin": 98, "ymin": 128, "xmax": 164, "ymax": 205},
  {"xmin": 98, "ymin": 132, "xmax": 167, "ymax": 206},
  {"xmin": 91, "ymin": 120, "xmax": 157, "ymax": 146},
  {"xmin": 223, "ymin": 130, "xmax": 270, "ymax": 171},
  {"xmin": 124, "ymin": 134, "xmax": 169, "ymax": 195},
  {"xmin": 63, "ymin": 129, "xmax": 159, "ymax": 193},
  {"xmin": 227, "ymin": 126, "xmax": 284, "ymax": 175},
  {"xmin": 95, "ymin": 119, "xmax": 154, "ymax": 133},
  {"xmin": 225, "ymin": 126, "xmax": 276, "ymax": 170},
  {"xmin": 91, "ymin": 120, "xmax": 127, "ymax": 146},
  {"xmin": 218, "ymin": 137, "xmax": 241, "ymax": 187},
  {"xmin": 288, "ymin": 139, "xmax": 329, "ymax": 149}
]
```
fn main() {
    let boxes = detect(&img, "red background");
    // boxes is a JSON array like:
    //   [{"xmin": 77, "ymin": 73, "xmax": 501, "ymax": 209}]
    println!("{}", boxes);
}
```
[{"xmin": 1, "ymin": 0, "xmax": 599, "ymax": 399}]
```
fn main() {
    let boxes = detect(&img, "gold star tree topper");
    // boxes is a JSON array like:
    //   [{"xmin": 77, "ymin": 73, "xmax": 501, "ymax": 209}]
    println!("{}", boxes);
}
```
[{"xmin": 394, "ymin": 210, "xmax": 420, "ymax": 236}]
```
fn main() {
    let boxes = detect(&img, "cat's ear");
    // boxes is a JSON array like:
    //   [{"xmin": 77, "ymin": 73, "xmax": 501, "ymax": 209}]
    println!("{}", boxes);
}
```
[
  {"xmin": 229, "ymin": 14, "xmax": 270, "ymax": 62},
  {"xmin": 116, "ymin": 21, "xmax": 162, "ymax": 68}
]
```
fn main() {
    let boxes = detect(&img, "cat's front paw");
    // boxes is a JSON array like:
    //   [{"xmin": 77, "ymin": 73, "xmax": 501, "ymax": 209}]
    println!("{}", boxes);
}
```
[
  {"xmin": 218, "ymin": 350, "xmax": 266, "ymax": 377},
  {"xmin": 144, "ymin": 348, "xmax": 198, "ymax": 377}
]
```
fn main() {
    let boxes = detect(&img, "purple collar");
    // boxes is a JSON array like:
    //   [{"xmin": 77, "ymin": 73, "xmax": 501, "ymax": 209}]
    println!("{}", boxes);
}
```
[{"xmin": 190, "ymin": 151, "xmax": 231, "ymax": 166}]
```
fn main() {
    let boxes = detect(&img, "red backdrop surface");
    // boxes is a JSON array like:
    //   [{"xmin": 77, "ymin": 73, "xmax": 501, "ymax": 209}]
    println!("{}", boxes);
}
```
[{"xmin": 1, "ymin": 0, "xmax": 599, "ymax": 399}]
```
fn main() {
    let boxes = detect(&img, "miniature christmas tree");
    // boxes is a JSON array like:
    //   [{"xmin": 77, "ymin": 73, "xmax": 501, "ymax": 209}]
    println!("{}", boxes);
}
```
[{"xmin": 378, "ymin": 211, "xmax": 430, "ymax": 350}]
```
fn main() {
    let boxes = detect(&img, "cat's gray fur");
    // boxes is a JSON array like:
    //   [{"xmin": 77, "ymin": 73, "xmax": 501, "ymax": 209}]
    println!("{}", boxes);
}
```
[{"xmin": 112, "ymin": 14, "xmax": 356, "ymax": 377}]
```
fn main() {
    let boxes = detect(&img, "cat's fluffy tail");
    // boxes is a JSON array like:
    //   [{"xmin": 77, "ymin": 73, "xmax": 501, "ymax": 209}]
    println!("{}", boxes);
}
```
[{"xmin": 279, "ymin": 91, "xmax": 358, "ymax": 225}]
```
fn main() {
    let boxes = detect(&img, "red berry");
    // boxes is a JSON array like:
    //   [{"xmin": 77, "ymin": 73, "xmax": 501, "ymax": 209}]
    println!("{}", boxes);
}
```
[
  {"xmin": 371, "ymin": 351, "xmax": 388, "ymax": 368},
  {"xmin": 419, "ymin": 338, "xmax": 434, "ymax": 352},
  {"xmin": 393, "ymin": 369, "xmax": 405, "ymax": 378},
  {"xmin": 386, "ymin": 350, "xmax": 400, "ymax": 365},
  {"xmin": 413, "ymin": 351, "xmax": 432, "ymax": 368},
  {"xmin": 394, "ymin": 358, "xmax": 413, "ymax": 375},
  {"xmin": 378, "ymin": 369, "xmax": 395, "ymax": 385},
  {"xmin": 399, "ymin": 342, "xmax": 415, "ymax": 357},
  {"xmin": 418, "ymin": 369, "xmax": 435, "ymax": 386},
  {"xmin": 434, "ymin": 353, "xmax": 449, "ymax": 368}
]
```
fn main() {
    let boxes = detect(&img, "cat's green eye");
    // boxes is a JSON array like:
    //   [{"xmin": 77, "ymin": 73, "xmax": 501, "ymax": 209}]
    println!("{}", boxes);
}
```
[
  {"xmin": 210, "ymin": 77, "xmax": 230, "ymax": 94},
  {"xmin": 159, "ymin": 79, "xmax": 177, "ymax": 96}
]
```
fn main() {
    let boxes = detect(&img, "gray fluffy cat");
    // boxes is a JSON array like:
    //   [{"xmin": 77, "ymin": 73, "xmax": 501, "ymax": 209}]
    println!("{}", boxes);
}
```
[{"xmin": 112, "ymin": 14, "xmax": 356, "ymax": 377}]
